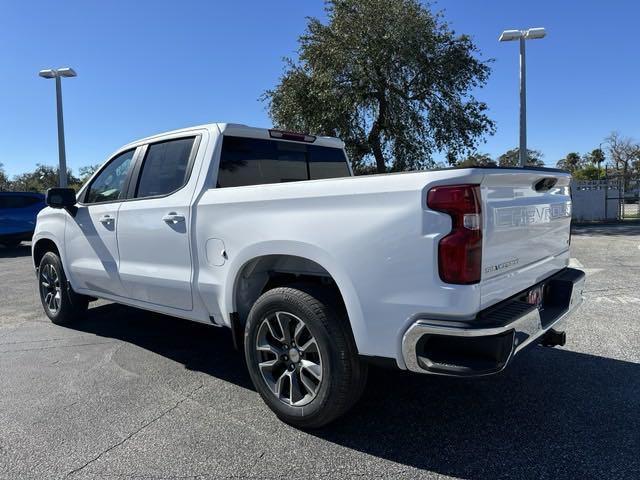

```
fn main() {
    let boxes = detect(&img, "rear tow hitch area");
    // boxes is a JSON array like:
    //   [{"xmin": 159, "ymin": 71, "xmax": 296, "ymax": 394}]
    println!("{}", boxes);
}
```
[{"xmin": 540, "ymin": 328, "xmax": 566, "ymax": 347}]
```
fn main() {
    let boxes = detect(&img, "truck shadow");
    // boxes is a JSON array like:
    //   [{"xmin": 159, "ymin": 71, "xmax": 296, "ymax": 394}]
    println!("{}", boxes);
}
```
[
  {"xmin": 315, "ymin": 348, "xmax": 640, "ymax": 478},
  {"xmin": 77, "ymin": 302, "xmax": 254, "ymax": 390},
  {"xmin": 75, "ymin": 302, "xmax": 639, "ymax": 479},
  {"xmin": 572, "ymin": 223, "xmax": 640, "ymax": 236},
  {"xmin": 0, "ymin": 244, "xmax": 31, "ymax": 258}
]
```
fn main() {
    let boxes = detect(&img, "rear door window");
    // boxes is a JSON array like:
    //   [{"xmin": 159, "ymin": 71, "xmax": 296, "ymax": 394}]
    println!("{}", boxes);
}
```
[
  {"xmin": 217, "ymin": 136, "xmax": 349, "ymax": 188},
  {"xmin": 135, "ymin": 137, "xmax": 195, "ymax": 198}
]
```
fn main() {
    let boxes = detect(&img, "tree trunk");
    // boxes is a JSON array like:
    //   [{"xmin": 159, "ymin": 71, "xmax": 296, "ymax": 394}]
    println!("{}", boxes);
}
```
[
  {"xmin": 369, "ymin": 128, "xmax": 386, "ymax": 173},
  {"xmin": 368, "ymin": 95, "xmax": 388, "ymax": 174}
]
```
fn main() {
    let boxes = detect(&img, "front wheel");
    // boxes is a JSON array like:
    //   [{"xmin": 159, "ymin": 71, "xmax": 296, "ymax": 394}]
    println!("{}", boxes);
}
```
[
  {"xmin": 244, "ymin": 286, "xmax": 367, "ymax": 428},
  {"xmin": 38, "ymin": 252, "xmax": 88, "ymax": 325}
]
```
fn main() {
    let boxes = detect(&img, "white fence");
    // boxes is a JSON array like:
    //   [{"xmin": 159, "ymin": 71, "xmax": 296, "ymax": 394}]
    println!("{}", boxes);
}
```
[{"xmin": 571, "ymin": 180, "xmax": 619, "ymax": 222}]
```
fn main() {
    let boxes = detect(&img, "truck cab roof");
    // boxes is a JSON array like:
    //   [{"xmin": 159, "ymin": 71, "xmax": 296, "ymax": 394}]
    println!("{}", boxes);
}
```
[{"xmin": 121, "ymin": 123, "xmax": 345, "ymax": 151}]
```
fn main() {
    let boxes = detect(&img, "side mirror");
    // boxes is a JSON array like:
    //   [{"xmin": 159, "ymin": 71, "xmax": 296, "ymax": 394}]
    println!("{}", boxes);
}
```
[{"xmin": 46, "ymin": 187, "xmax": 77, "ymax": 210}]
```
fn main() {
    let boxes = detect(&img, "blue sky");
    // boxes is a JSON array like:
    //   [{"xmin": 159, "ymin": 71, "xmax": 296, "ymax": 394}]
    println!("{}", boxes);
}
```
[{"xmin": 1, "ymin": 0, "xmax": 638, "ymax": 176}]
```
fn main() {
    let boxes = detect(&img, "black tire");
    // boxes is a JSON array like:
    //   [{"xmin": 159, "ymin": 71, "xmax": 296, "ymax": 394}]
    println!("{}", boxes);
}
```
[
  {"xmin": 244, "ymin": 286, "xmax": 367, "ymax": 428},
  {"xmin": 38, "ymin": 251, "xmax": 88, "ymax": 325}
]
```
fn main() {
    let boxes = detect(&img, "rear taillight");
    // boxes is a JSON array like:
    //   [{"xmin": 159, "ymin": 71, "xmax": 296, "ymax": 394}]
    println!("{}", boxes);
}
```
[{"xmin": 427, "ymin": 184, "xmax": 482, "ymax": 284}]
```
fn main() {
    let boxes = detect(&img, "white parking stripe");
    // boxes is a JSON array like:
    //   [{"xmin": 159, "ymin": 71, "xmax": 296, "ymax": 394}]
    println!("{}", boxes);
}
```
[
  {"xmin": 569, "ymin": 258, "xmax": 602, "ymax": 276},
  {"xmin": 569, "ymin": 258, "xmax": 584, "ymax": 268}
]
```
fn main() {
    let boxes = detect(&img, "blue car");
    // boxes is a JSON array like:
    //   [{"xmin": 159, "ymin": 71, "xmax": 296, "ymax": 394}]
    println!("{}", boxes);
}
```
[{"xmin": 0, "ymin": 192, "xmax": 46, "ymax": 247}]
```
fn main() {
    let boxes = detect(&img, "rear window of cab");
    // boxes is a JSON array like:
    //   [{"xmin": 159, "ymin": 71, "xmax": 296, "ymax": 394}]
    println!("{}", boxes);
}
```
[{"xmin": 217, "ymin": 136, "xmax": 350, "ymax": 188}]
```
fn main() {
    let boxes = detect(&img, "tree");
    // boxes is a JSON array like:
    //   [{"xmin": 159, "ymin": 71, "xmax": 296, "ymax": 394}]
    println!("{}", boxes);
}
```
[
  {"xmin": 572, "ymin": 164, "xmax": 606, "ymax": 180},
  {"xmin": 0, "ymin": 162, "xmax": 9, "ymax": 191},
  {"xmin": 263, "ymin": 0, "xmax": 495, "ymax": 173},
  {"xmin": 606, "ymin": 132, "xmax": 640, "ymax": 188},
  {"xmin": 10, "ymin": 164, "xmax": 80, "ymax": 193},
  {"xmin": 584, "ymin": 148, "xmax": 605, "ymax": 168},
  {"xmin": 454, "ymin": 152, "xmax": 496, "ymax": 168},
  {"xmin": 78, "ymin": 164, "xmax": 101, "ymax": 183},
  {"xmin": 497, "ymin": 148, "xmax": 545, "ymax": 167},
  {"xmin": 555, "ymin": 152, "xmax": 583, "ymax": 173}
]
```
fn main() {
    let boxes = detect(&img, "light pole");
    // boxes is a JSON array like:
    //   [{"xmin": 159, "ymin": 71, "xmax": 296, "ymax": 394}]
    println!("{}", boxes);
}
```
[
  {"xmin": 38, "ymin": 67, "xmax": 77, "ymax": 187},
  {"xmin": 499, "ymin": 28, "xmax": 546, "ymax": 167}
]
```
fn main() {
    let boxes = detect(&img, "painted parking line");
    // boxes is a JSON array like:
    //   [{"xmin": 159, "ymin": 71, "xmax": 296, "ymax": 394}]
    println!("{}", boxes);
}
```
[
  {"xmin": 589, "ymin": 295, "xmax": 640, "ymax": 304},
  {"xmin": 569, "ymin": 258, "xmax": 583, "ymax": 268},
  {"xmin": 570, "ymin": 258, "xmax": 638, "ymax": 304},
  {"xmin": 569, "ymin": 257, "xmax": 602, "ymax": 276}
]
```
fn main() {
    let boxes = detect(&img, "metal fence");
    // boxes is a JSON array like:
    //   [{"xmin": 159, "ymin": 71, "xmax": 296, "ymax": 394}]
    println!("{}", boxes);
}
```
[{"xmin": 622, "ymin": 179, "xmax": 640, "ymax": 219}]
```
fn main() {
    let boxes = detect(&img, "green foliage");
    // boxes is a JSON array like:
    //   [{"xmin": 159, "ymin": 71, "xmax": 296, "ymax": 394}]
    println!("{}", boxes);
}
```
[
  {"xmin": 572, "ymin": 164, "xmax": 606, "ymax": 180},
  {"xmin": 264, "ymin": 0, "xmax": 495, "ymax": 173},
  {"xmin": 584, "ymin": 148, "xmax": 605, "ymax": 167},
  {"xmin": 352, "ymin": 164, "xmax": 381, "ymax": 176},
  {"xmin": 8, "ymin": 164, "xmax": 81, "ymax": 193},
  {"xmin": 0, "ymin": 162, "xmax": 10, "ymax": 191},
  {"xmin": 555, "ymin": 152, "xmax": 583, "ymax": 173},
  {"xmin": 555, "ymin": 147, "xmax": 614, "ymax": 180},
  {"xmin": 497, "ymin": 148, "xmax": 545, "ymax": 167},
  {"xmin": 454, "ymin": 152, "xmax": 496, "ymax": 168}
]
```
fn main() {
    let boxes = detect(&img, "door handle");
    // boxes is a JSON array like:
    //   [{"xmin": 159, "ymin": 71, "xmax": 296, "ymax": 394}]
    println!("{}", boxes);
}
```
[
  {"xmin": 98, "ymin": 214, "xmax": 114, "ymax": 224},
  {"xmin": 162, "ymin": 212, "xmax": 185, "ymax": 224}
]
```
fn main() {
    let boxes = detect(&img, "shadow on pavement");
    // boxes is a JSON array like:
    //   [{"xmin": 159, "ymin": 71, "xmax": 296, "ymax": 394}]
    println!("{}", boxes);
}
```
[
  {"xmin": 315, "ymin": 348, "xmax": 640, "ymax": 478},
  {"xmin": 75, "ymin": 302, "xmax": 254, "ymax": 390},
  {"xmin": 572, "ymin": 223, "xmax": 640, "ymax": 236},
  {"xmin": 73, "ymin": 303, "xmax": 639, "ymax": 479},
  {"xmin": 0, "ymin": 244, "xmax": 31, "ymax": 258}
]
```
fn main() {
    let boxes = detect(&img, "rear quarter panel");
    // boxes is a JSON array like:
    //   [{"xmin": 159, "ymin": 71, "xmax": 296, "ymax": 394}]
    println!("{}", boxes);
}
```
[{"xmin": 194, "ymin": 169, "xmax": 486, "ymax": 361}]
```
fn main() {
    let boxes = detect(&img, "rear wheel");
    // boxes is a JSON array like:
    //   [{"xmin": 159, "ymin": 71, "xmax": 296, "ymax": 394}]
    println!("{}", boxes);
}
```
[
  {"xmin": 244, "ymin": 286, "xmax": 367, "ymax": 428},
  {"xmin": 38, "ymin": 252, "xmax": 88, "ymax": 325}
]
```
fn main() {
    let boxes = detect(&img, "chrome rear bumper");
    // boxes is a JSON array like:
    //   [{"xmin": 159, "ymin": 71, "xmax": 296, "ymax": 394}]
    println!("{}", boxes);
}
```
[{"xmin": 402, "ymin": 268, "xmax": 585, "ymax": 376}]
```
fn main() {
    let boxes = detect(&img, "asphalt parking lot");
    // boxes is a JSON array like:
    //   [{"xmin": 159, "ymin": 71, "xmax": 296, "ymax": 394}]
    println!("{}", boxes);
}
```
[{"xmin": 1, "ymin": 223, "xmax": 639, "ymax": 479}]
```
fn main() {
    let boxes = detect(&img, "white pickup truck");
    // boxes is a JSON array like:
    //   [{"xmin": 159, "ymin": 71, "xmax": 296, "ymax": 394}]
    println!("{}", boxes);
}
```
[{"xmin": 33, "ymin": 123, "xmax": 585, "ymax": 427}]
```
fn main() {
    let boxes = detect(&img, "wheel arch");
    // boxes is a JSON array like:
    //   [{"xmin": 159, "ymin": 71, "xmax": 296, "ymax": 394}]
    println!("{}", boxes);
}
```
[
  {"xmin": 226, "ymin": 244, "xmax": 366, "ymax": 353},
  {"xmin": 31, "ymin": 233, "xmax": 82, "ymax": 291},
  {"xmin": 32, "ymin": 236, "xmax": 61, "ymax": 269}
]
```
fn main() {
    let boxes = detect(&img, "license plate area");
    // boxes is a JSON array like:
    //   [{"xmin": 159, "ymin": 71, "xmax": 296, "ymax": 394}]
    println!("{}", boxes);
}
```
[{"xmin": 524, "ymin": 283, "xmax": 547, "ymax": 311}]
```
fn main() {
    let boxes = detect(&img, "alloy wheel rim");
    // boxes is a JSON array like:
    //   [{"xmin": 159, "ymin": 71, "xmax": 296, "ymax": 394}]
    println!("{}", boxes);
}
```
[
  {"xmin": 256, "ymin": 311, "xmax": 323, "ymax": 407},
  {"xmin": 40, "ymin": 263, "xmax": 62, "ymax": 315}
]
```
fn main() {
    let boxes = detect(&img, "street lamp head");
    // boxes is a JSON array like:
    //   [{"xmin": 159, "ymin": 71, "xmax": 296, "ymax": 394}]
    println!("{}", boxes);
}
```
[
  {"xmin": 499, "ymin": 28, "xmax": 546, "ymax": 42},
  {"xmin": 524, "ymin": 27, "xmax": 546, "ymax": 40},
  {"xmin": 38, "ymin": 69, "xmax": 57, "ymax": 79},
  {"xmin": 499, "ymin": 30, "xmax": 522, "ymax": 42},
  {"xmin": 38, "ymin": 67, "xmax": 77, "ymax": 79},
  {"xmin": 57, "ymin": 67, "xmax": 77, "ymax": 78}
]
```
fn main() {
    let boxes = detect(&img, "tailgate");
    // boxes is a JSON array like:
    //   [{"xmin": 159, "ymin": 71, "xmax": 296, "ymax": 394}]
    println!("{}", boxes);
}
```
[{"xmin": 480, "ymin": 169, "xmax": 572, "ymax": 308}]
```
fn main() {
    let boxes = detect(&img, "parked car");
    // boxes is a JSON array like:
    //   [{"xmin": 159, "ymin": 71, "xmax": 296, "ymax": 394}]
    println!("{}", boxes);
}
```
[
  {"xmin": 0, "ymin": 192, "xmax": 46, "ymax": 247},
  {"xmin": 32, "ymin": 123, "xmax": 585, "ymax": 427}
]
